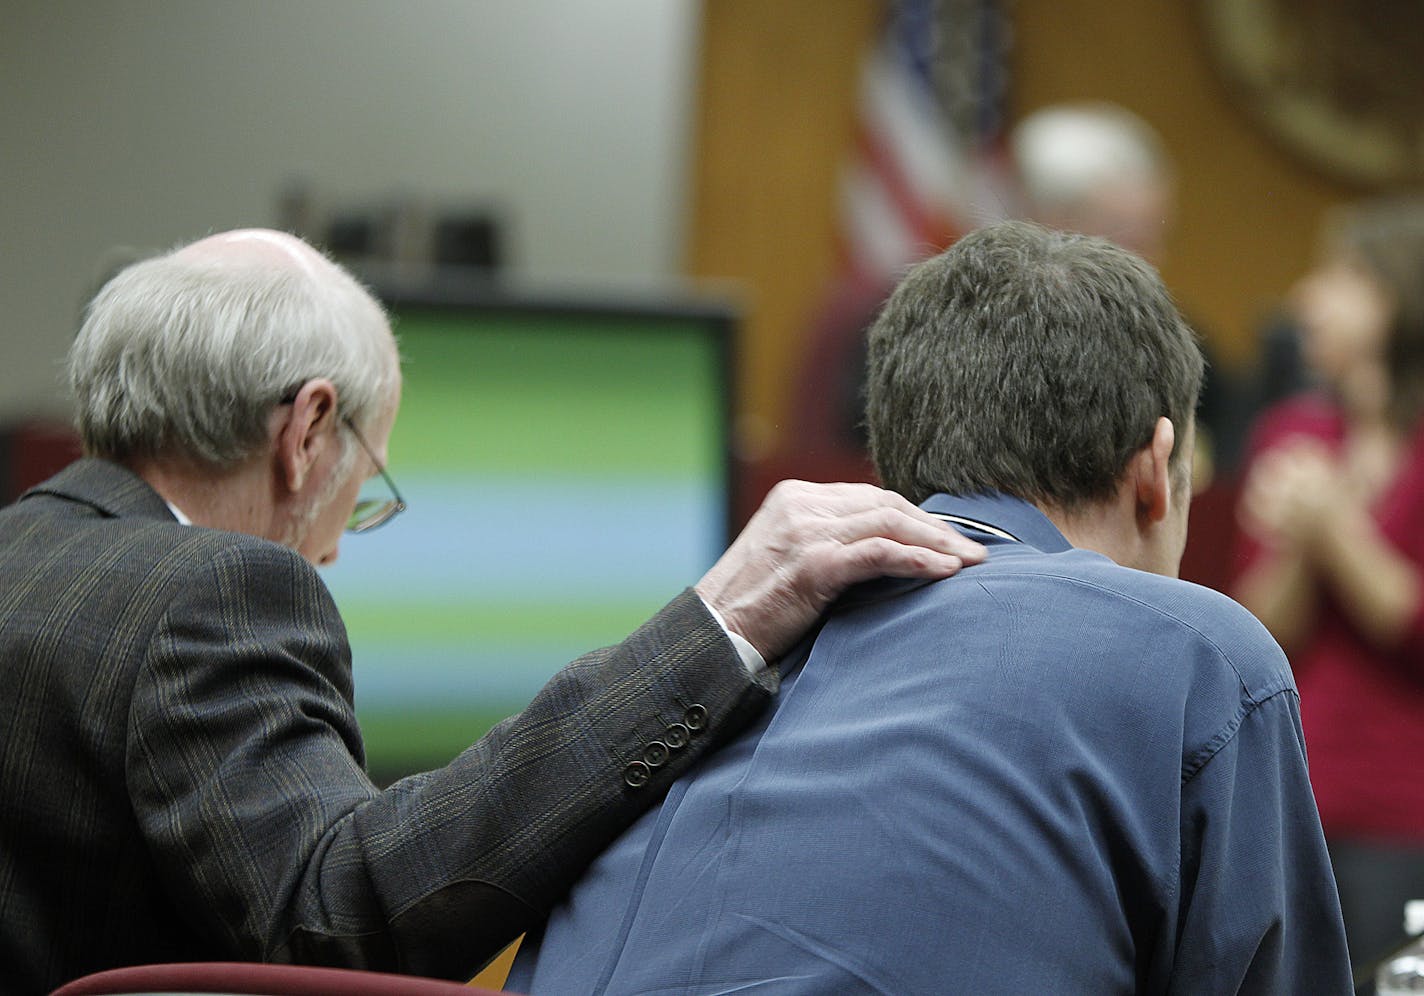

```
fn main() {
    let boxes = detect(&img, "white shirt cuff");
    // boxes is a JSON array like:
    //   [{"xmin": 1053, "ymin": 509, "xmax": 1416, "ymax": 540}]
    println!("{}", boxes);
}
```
[{"xmin": 700, "ymin": 598, "xmax": 769, "ymax": 677}]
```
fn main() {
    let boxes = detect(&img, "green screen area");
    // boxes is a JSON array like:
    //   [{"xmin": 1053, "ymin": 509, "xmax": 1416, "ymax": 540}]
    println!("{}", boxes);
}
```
[
  {"xmin": 392, "ymin": 311, "xmax": 722, "ymax": 474},
  {"xmin": 320, "ymin": 302, "xmax": 732, "ymax": 782}
]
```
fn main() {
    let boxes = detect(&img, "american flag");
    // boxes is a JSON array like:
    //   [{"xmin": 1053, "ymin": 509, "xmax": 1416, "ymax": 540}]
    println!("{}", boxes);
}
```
[
  {"xmin": 782, "ymin": 0, "xmax": 1010, "ymax": 472},
  {"xmin": 837, "ymin": 0, "xmax": 1011, "ymax": 282}
]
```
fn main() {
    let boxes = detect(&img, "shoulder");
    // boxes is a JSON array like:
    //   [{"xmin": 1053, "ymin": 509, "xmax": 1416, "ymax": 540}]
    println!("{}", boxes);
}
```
[
  {"xmin": 964, "ymin": 549, "xmax": 1293, "ymax": 703},
  {"xmin": 10, "ymin": 458, "xmax": 329, "ymax": 600},
  {"xmin": 5, "ymin": 469, "xmax": 326, "ymax": 609},
  {"xmin": 57, "ymin": 514, "xmax": 343, "ymax": 648},
  {"xmin": 97, "ymin": 513, "xmax": 326, "ymax": 588},
  {"xmin": 1096, "ymin": 564, "xmax": 1288, "ymax": 690},
  {"xmin": 828, "ymin": 550, "xmax": 1295, "ymax": 786},
  {"xmin": 132, "ymin": 527, "xmax": 354, "ymax": 707},
  {"xmin": 153, "ymin": 526, "xmax": 338, "ymax": 621}
]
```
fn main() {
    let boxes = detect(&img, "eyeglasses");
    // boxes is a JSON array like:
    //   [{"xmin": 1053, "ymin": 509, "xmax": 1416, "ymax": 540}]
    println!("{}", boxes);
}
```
[
  {"xmin": 341, "ymin": 416, "xmax": 407, "ymax": 533},
  {"xmin": 277, "ymin": 389, "xmax": 406, "ymax": 533}
]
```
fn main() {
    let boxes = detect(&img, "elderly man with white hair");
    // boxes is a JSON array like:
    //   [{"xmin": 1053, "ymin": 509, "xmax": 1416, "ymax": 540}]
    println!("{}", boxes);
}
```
[
  {"xmin": 0, "ymin": 229, "xmax": 984, "ymax": 993},
  {"xmin": 1010, "ymin": 101, "xmax": 1174, "ymax": 264}
]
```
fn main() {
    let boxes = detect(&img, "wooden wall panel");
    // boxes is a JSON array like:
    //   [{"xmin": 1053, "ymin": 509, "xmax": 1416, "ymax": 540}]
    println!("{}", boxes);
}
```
[
  {"xmin": 687, "ymin": 0, "xmax": 881, "ymax": 458},
  {"xmin": 994, "ymin": 2, "xmax": 1353, "ymax": 370}
]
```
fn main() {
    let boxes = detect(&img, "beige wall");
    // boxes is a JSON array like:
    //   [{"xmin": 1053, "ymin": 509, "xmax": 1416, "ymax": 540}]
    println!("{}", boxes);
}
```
[{"xmin": 0, "ymin": 0, "xmax": 702, "ymax": 423}]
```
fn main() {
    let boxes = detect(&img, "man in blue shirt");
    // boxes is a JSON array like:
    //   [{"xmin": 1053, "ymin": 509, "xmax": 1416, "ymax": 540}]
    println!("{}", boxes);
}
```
[{"xmin": 509, "ymin": 221, "xmax": 1351, "ymax": 993}]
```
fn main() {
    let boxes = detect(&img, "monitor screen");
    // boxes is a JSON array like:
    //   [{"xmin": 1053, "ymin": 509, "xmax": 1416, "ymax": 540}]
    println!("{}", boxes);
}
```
[{"xmin": 320, "ymin": 284, "xmax": 736, "ymax": 781}]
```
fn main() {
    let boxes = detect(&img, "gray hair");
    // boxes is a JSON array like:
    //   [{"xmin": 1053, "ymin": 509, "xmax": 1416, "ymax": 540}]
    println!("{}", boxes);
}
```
[
  {"xmin": 1012, "ymin": 102, "xmax": 1169, "ymax": 216},
  {"xmin": 866, "ymin": 221, "xmax": 1203, "ymax": 510},
  {"xmin": 69, "ymin": 243, "xmax": 396, "ymax": 466}
]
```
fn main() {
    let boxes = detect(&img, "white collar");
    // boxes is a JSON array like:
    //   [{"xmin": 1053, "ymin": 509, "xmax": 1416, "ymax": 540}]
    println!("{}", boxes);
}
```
[{"xmin": 164, "ymin": 500, "xmax": 193, "ymax": 526}]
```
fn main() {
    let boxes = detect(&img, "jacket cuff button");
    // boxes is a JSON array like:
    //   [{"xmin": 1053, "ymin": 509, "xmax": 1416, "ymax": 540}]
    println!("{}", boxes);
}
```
[
  {"xmin": 683, "ymin": 703, "xmax": 708, "ymax": 731},
  {"xmin": 623, "ymin": 760, "xmax": 652, "ymax": 788},
  {"xmin": 643, "ymin": 741, "xmax": 670, "ymax": 768}
]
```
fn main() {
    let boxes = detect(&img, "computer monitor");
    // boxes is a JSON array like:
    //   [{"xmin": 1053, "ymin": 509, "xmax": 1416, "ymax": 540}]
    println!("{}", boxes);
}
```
[{"xmin": 320, "ymin": 281, "xmax": 737, "ymax": 781}]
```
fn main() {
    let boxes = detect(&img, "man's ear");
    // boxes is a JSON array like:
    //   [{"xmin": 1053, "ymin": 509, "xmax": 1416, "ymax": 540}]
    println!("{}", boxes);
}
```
[
  {"xmin": 1133, "ymin": 416, "xmax": 1176, "ymax": 526},
  {"xmin": 274, "ymin": 378, "xmax": 340, "ymax": 495}
]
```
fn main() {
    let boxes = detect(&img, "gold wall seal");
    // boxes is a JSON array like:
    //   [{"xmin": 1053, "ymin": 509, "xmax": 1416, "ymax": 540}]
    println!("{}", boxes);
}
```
[{"xmin": 1197, "ymin": 0, "xmax": 1424, "ymax": 188}]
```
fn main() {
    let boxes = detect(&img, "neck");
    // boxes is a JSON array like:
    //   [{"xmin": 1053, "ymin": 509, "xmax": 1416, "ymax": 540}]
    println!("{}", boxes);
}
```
[
  {"xmin": 1045, "ymin": 504, "xmax": 1131, "ymax": 566},
  {"xmin": 126, "ymin": 451, "xmax": 276, "ymax": 538},
  {"xmin": 1337, "ymin": 361, "xmax": 1392, "ymax": 426},
  {"xmin": 1040, "ymin": 486, "xmax": 1165, "ymax": 575}
]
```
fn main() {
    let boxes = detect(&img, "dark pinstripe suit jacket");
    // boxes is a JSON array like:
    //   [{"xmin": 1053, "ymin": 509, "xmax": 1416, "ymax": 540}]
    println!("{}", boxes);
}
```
[{"xmin": 0, "ymin": 459, "xmax": 776, "ymax": 994}]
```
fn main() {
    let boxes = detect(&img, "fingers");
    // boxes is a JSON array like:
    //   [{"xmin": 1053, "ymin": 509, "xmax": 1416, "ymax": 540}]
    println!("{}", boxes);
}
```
[
  {"xmin": 1237, "ymin": 472, "xmax": 1283, "ymax": 541},
  {"xmin": 1239, "ymin": 444, "xmax": 1341, "ymax": 545},
  {"xmin": 812, "ymin": 505, "xmax": 988, "ymax": 565},
  {"xmin": 800, "ymin": 535, "xmax": 969, "ymax": 593},
  {"xmin": 756, "ymin": 480, "xmax": 987, "ymax": 562}
]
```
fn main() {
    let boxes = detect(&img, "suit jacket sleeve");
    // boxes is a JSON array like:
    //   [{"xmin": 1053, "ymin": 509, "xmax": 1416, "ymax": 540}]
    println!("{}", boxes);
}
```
[
  {"xmin": 126, "ymin": 538, "xmax": 776, "ymax": 980},
  {"xmin": 1167, "ymin": 690, "xmax": 1352, "ymax": 995}
]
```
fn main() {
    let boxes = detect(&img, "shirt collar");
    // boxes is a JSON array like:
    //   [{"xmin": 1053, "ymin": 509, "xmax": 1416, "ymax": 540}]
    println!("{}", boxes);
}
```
[
  {"xmin": 21, "ymin": 458, "xmax": 179, "ymax": 522},
  {"xmin": 920, "ymin": 491, "xmax": 1073, "ymax": 554},
  {"xmin": 164, "ymin": 500, "xmax": 193, "ymax": 526},
  {"xmin": 828, "ymin": 491, "xmax": 1071, "ymax": 616}
]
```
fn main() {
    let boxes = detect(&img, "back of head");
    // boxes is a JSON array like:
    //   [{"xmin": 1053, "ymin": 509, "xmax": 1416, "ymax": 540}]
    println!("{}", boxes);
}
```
[
  {"xmin": 866, "ymin": 220, "xmax": 1202, "ymax": 510},
  {"xmin": 69, "ymin": 231, "xmax": 397, "ymax": 467}
]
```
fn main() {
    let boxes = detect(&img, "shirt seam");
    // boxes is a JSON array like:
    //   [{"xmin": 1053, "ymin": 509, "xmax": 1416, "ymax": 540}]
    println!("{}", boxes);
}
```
[
  {"xmin": 965, "ymin": 567, "xmax": 1293, "ymax": 704},
  {"xmin": 1179, "ymin": 685, "xmax": 1298, "ymax": 786}
]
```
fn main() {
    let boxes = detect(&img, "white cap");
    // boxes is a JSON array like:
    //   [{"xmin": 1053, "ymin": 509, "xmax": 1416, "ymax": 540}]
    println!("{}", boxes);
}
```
[{"xmin": 1404, "ymin": 900, "xmax": 1424, "ymax": 936}]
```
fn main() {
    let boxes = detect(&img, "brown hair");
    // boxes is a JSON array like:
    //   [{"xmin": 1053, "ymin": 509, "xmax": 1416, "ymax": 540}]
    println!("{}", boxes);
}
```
[
  {"xmin": 866, "ymin": 221, "xmax": 1203, "ymax": 509},
  {"xmin": 1327, "ymin": 197, "xmax": 1424, "ymax": 430}
]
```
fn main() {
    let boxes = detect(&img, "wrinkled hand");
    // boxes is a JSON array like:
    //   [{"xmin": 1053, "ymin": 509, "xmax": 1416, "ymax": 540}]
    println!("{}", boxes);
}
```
[
  {"xmin": 1239, "ymin": 439, "xmax": 1339, "ymax": 547},
  {"xmin": 695, "ymin": 481, "xmax": 987, "ymax": 662}
]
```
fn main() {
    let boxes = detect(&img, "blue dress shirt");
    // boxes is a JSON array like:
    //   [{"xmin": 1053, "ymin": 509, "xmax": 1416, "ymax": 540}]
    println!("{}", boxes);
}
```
[{"xmin": 510, "ymin": 493, "xmax": 1351, "ymax": 994}]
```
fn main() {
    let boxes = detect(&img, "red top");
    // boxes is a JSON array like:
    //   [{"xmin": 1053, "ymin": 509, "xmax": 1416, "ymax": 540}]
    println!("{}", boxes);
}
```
[{"xmin": 1234, "ymin": 394, "xmax": 1424, "ymax": 841}]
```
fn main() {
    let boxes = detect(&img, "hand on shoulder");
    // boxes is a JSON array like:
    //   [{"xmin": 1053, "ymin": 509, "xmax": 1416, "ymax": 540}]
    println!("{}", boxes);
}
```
[{"xmin": 695, "ymin": 481, "xmax": 986, "ymax": 661}]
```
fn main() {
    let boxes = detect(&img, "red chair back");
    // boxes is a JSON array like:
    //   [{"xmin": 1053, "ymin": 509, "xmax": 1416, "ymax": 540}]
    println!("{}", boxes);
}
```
[{"xmin": 50, "ymin": 962, "xmax": 512, "ymax": 996}]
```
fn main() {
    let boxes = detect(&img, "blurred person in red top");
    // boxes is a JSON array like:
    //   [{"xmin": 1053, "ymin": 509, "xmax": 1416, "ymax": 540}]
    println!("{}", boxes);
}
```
[{"xmin": 1233, "ymin": 197, "xmax": 1424, "ymax": 976}]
